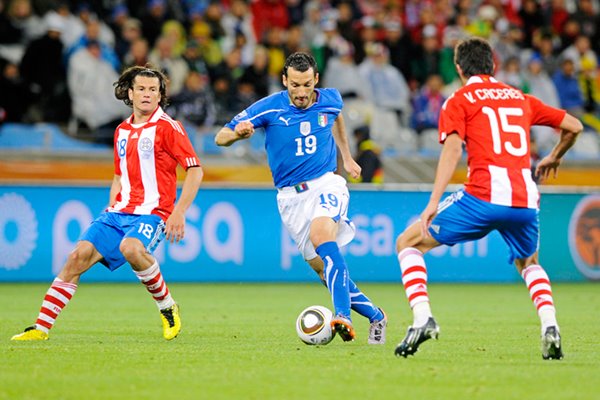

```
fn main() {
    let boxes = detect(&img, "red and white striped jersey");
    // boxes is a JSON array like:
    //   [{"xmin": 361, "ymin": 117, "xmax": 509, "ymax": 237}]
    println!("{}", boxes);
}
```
[
  {"xmin": 439, "ymin": 75, "xmax": 566, "ymax": 209},
  {"xmin": 108, "ymin": 107, "xmax": 200, "ymax": 219}
]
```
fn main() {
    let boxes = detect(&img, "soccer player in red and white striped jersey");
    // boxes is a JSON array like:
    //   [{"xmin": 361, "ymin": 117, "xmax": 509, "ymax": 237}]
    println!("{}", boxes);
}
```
[
  {"xmin": 393, "ymin": 38, "xmax": 582, "ymax": 360},
  {"xmin": 12, "ymin": 65, "xmax": 203, "ymax": 341}
]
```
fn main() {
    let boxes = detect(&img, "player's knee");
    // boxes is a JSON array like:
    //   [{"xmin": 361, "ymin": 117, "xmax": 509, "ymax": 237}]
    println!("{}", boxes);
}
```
[
  {"xmin": 119, "ymin": 239, "xmax": 144, "ymax": 262},
  {"xmin": 63, "ymin": 246, "xmax": 93, "ymax": 276},
  {"xmin": 395, "ymin": 232, "xmax": 413, "ymax": 253}
]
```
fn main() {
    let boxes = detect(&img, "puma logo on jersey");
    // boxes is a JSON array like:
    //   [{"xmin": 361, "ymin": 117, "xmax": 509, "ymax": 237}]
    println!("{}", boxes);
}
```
[{"xmin": 279, "ymin": 116, "xmax": 290, "ymax": 126}]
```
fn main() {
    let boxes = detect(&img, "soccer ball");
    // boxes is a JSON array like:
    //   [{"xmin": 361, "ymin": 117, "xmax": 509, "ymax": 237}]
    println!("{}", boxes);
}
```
[{"xmin": 296, "ymin": 305, "xmax": 336, "ymax": 345}]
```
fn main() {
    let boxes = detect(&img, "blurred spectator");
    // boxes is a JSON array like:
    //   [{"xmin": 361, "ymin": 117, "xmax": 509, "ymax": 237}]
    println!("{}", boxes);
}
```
[
  {"xmin": 284, "ymin": 24, "xmax": 306, "ymax": 58},
  {"xmin": 492, "ymin": 21, "xmax": 523, "ymax": 67},
  {"xmin": 526, "ymin": 54, "xmax": 561, "ymax": 152},
  {"xmin": 123, "ymin": 37, "xmax": 150, "ymax": 68},
  {"xmin": 552, "ymin": 57, "xmax": 585, "ymax": 118},
  {"xmin": 572, "ymin": 0, "xmax": 599, "ymax": 51},
  {"xmin": 114, "ymin": 17, "xmax": 143, "ymax": 62},
  {"xmin": 558, "ymin": 18, "xmax": 580, "ymax": 52},
  {"xmin": 530, "ymin": 32, "xmax": 561, "ymax": 76},
  {"xmin": 439, "ymin": 24, "xmax": 464, "ymax": 85},
  {"xmin": 578, "ymin": 56, "xmax": 600, "ymax": 132},
  {"xmin": 148, "ymin": 35, "xmax": 189, "ymax": 96},
  {"xmin": 560, "ymin": 35, "xmax": 598, "ymax": 73},
  {"xmin": 221, "ymin": 0, "xmax": 257, "ymax": 65},
  {"xmin": 231, "ymin": 75, "xmax": 260, "ymax": 114},
  {"xmin": 189, "ymin": 21, "xmax": 223, "ymax": 72},
  {"xmin": 546, "ymin": 0, "xmax": 570, "ymax": 37},
  {"xmin": 496, "ymin": 56, "xmax": 529, "ymax": 92},
  {"xmin": 264, "ymin": 27, "xmax": 286, "ymax": 81},
  {"xmin": 250, "ymin": 0, "xmax": 289, "ymax": 42},
  {"xmin": 161, "ymin": 20, "xmax": 187, "ymax": 57},
  {"xmin": 182, "ymin": 39, "xmax": 209, "ymax": 76},
  {"xmin": 411, "ymin": 24, "xmax": 442, "ymax": 87},
  {"xmin": 301, "ymin": 1, "xmax": 323, "ymax": 52},
  {"xmin": 240, "ymin": 45, "xmax": 271, "ymax": 98},
  {"xmin": 140, "ymin": 0, "xmax": 169, "ymax": 47},
  {"xmin": 72, "ymin": 3, "xmax": 116, "ymax": 47},
  {"xmin": 202, "ymin": 1, "xmax": 226, "ymax": 41},
  {"xmin": 0, "ymin": 58, "xmax": 32, "ymax": 122},
  {"xmin": 168, "ymin": 70, "xmax": 216, "ymax": 131},
  {"xmin": 65, "ymin": 17, "xmax": 120, "ymax": 71},
  {"xmin": 382, "ymin": 20, "xmax": 413, "ymax": 84},
  {"xmin": 358, "ymin": 42, "xmax": 410, "ymax": 125},
  {"xmin": 49, "ymin": 2, "xmax": 82, "ymax": 49},
  {"xmin": 348, "ymin": 125, "xmax": 383, "ymax": 184},
  {"xmin": 19, "ymin": 13, "xmax": 70, "ymax": 122},
  {"xmin": 518, "ymin": 0, "xmax": 545, "ymax": 48},
  {"xmin": 67, "ymin": 40, "xmax": 128, "ymax": 141},
  {"xmin": 335, "ymin": 1, "xmax": 360, "ymax": 45},
  {"xmin": 410, "ymin": 74, "xmax": 446, "ymax": 135},
  {"xmin": 322, "ymin": 40, "xmax": 369, "ymax": 101},
  {"xmin": 6, "ymin": 0, "xmax": 44, "ymax": 44},
  {"xmin": 0, "ymin": 0, "xmax": 24, "ymax": 46}
]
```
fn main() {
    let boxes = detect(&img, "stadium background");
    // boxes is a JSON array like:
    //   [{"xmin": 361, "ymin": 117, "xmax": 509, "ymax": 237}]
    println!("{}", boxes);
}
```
[{"xmin": 1, "ymin": 0, "xmax": 599, "ymax": 284}]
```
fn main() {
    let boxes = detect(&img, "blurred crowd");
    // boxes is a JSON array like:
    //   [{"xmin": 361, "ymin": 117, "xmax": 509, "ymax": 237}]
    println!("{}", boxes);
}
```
[{"xmin": 1, "ymin": 0, "xmax": 600, "ymax": 155}]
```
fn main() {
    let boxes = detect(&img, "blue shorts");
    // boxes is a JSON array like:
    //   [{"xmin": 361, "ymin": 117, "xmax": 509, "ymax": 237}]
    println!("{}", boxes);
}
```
[
  {"xmin": 80, "ymin": 212, "xmax": 165, "ymax": 271},
  {"xmin": 429, "ymin": 191, "xmax": 539, "ymax": 263}
]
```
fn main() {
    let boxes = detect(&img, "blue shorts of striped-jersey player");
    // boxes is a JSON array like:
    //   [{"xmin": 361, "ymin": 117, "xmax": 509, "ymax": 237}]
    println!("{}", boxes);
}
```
[
  {"xmin": 80, "ymin": 211, "xmax": 165, "ymax": 271},
  {"xmin": 429, "ymin": 190, "xmax": 539, "ymax": 263},
  {"xmin": 277, "ymin": 172, "xmax": 356, "ymax": 260}
]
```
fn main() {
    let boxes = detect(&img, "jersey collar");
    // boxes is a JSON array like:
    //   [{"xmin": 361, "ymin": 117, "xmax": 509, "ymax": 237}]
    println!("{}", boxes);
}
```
[
  {"xmin": 127, "ymin": 106, "xmax": 164, "ymax": 125},
  {"xmin": 465, "ymin": 75, "xmax": 498, "ymax": 86}
]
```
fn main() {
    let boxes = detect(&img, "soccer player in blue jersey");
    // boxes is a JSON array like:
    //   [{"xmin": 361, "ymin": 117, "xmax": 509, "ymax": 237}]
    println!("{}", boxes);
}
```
[{"xmin": 215, "ymin": 52, "xmax": 387, "ymax": 343}]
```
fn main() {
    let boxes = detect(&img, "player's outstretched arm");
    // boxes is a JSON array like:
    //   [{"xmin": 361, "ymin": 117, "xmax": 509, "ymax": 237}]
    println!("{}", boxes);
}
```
[
  {"xmin": 215, "ymin": 122, "xmax": 254, "ymax": 147},
  {"xmin": 421, "ymin": 133, "xmax": 463, "ymax": 237},
  {"xmin": 108, "ymin": 174, "xmax": 121, "ymax": 206},
  {"xmin": 165, "ymin": 166, "xmax": 203, "ymax": 244},
  {"xmin": 332, "ymin": 114, "xmax": 361, "ymax": 180},
  {"xmin": 535, "ymin": 113, "xmax": 583, "ymax": 181}
]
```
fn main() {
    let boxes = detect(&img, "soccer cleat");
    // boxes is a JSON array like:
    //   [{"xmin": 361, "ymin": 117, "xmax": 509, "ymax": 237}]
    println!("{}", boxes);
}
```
[
  {"xmin": 331, "ymin": 315, "xmax": 356, "ymax": 342},
  {"xmin": 368, "ymin": 308, "xmax": 387, "ymax": 344},
  {"xmin": 394, "ymin": 317, "xmax": 440, "ymax": 358},
  {"xmin": 11, "ymin": 326, "xmax": 49, "ymax": 341},
  {"xmin": 160, "ymin": 304, "xmax": 181, "ymax": 340},
  {"xmin": 541, "ymin": 326, "xmax": 563, "ymax": 360}
]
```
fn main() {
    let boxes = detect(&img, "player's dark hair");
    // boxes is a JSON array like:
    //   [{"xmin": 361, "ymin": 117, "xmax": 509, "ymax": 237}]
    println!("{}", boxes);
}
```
[
  {"xmin": 114, "ymin": 64, "xmax": 169, "ymax": 108},
  {"xmin": 454, "ymin": 37, "xmax": 495, "ymax": 77},
  {"xmin": 283, "ymin": 52, "xmax": 318, "ymax": 77}
]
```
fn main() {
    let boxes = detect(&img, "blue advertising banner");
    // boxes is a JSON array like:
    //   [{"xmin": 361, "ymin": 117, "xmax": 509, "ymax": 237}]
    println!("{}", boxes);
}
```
[{"xmin": 0, "ymin": 185, "xmax": 597, "ymax": 283}]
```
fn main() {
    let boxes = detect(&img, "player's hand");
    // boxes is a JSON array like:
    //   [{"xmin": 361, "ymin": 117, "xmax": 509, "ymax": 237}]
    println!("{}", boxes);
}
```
[
  {"xmin": 535, "ymin": 155, "xmax": 561, "ymax": 182},
  {"xmin": 164, "ymin": 210, "xmax": 185, "ymax": 244},
  {"xmin": 419, "ymin": 202, "xmax": 438, "ymax": 238},
  {"xmin": 235, "ymin": 121, "xmax": 254, "ymax": 139},
  {"xmin": 344, "ymin": 159, "xmax": 361, "ymax": 180}
]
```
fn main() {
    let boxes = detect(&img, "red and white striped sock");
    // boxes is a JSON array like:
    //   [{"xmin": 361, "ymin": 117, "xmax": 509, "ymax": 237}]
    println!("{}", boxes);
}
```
[
  {"xmin": 522, "ymin": 264, "xmax": 558, "ymax": 333},
  {"xmin": 134, "ymin": 260, "xmax": 175, "ymax": 310},
  {"xmin": 35, "ymin": 278, "xmax": 77, "ymax": 333},
  {"xmin": 398, "ymin": 247, "xmax": 432, "ymax": 326}
]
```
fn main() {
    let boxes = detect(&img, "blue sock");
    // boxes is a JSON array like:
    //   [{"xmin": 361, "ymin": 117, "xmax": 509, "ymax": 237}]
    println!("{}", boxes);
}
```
[
  {"xmin": 316, "ymin": 241, "xmax": 351, "ymax": 319},
  {"xmin": 349, "ymin": 279, "xmax": 384, "ymax": 323}
]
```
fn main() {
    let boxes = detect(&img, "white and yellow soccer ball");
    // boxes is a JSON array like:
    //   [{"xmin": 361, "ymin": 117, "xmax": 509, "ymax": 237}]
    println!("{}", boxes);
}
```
[{"xmin": 296, "ymin": 305, "xmax": 336, "ymax": 345}]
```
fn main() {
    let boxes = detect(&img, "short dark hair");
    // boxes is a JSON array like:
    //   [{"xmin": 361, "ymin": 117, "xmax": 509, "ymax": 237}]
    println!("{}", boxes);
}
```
[
  {"xmin": 114, "ymin": 64, "xmax": 169, "ymax": 108},
  {"xmin": 454, "ymin": 37, "xmax": 494, "ymax": 77},
  {"xmin": 283, "ymin": 52, "xmax": 318, "ymax": 77}
]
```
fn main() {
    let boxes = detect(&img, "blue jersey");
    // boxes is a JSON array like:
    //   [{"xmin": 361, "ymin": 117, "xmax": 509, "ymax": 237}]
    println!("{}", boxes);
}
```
[{"xmin": 225, "ymin": 88, "xmax": 343, "ymax": 187}]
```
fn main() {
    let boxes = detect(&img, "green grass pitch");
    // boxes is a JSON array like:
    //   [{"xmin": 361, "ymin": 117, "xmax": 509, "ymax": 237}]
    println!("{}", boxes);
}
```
[{"xmin": 2, "ymin": 282, "xmax": 599, "ymax": 400}]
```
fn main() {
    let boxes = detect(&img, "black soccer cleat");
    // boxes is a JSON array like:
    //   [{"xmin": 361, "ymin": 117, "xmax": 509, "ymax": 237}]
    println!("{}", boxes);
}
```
[
  {"xmin": 394, "ymin": 317, "xmax": 440, "ymax": 358},
  {"xmin": 541, "ymin": 326, "xmax": 563, "ymax": 360}
]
